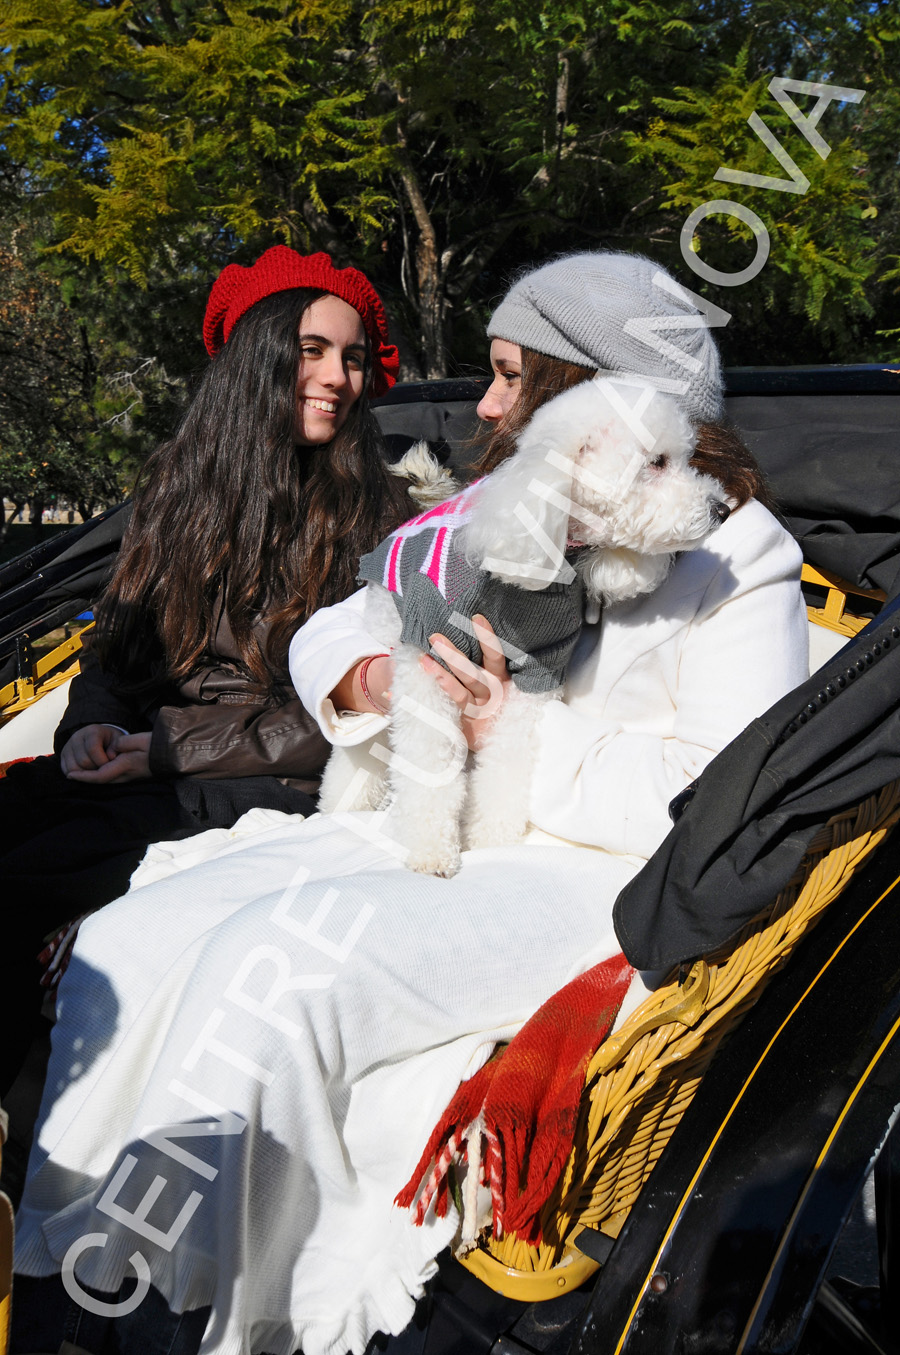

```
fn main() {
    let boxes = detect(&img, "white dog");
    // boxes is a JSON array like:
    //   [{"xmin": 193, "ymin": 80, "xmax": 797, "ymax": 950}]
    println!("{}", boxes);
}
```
[{"xmin": 320, "ymin": 379, "xmax": 730, "ymax": 876}]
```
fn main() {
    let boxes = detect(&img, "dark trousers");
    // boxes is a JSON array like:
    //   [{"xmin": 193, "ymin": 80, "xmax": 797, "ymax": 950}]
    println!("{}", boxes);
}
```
[
  {"xmin": 10, "ymin": 1272, "xmax": 430, "ymax": 1354},
  {"xmin": 10, "ymin": 1273, "xmax": 211, "ymax": 1355},
  {"xmin": 0, "ymin": 756, "xmax": 316, "ymax": 1094}
]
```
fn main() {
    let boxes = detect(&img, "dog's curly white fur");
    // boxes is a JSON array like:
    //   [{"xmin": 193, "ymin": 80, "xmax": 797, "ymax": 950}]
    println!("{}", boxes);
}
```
[{"xmin": 321, "ymin": 380, "xmax": 730, "ymax": 876}]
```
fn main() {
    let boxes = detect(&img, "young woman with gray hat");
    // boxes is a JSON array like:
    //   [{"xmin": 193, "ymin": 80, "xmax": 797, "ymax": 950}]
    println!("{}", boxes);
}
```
[
  {"xmin": 11, "ymin": 251, "xmax": 808, "ymax": 1355},
  {"xmin": 319, "ymin": 250, "xmax": 798, "ymax": 806}
]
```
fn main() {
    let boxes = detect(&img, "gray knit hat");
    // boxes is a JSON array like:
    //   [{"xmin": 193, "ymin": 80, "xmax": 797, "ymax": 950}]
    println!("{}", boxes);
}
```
[{"xmin": 487, "ymin": 251, "xmax": 724, "ymax": 424}]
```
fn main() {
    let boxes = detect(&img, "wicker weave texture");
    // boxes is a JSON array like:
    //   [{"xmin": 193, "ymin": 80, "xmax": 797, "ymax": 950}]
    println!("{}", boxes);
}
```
[{"xmin": 485, "ymin": 781, "xmax": 900, "ymax": 1274}]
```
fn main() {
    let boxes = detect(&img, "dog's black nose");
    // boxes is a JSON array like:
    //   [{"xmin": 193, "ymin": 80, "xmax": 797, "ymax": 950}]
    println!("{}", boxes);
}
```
[{"xmin": 712, "ymin": 500, "xmax": 731, "ymax": 524}]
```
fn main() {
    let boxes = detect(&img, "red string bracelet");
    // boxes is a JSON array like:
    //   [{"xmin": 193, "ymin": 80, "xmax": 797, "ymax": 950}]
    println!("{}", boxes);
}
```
[{"xmin": 359, "ymin": 654, "xmax": 391, "ymax": 714}]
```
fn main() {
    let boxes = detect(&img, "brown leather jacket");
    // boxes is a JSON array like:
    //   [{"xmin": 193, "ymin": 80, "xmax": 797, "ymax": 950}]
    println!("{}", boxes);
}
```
[{"xmin": 54, "ymin": 608, "xmax": 331, "ymax": 795}]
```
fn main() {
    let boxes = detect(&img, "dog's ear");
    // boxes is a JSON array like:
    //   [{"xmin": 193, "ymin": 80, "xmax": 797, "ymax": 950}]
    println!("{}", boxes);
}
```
[
  {"xmin": 462, "ymin": 450, "xmax": 575, "ymax": 591},
  {"xmin": 462, "ymin": 384, "xmax": 604, "ymax": 591},
  {"xmin": 580, "ymin": 547, "xmax": 674, "ymax": 605}
]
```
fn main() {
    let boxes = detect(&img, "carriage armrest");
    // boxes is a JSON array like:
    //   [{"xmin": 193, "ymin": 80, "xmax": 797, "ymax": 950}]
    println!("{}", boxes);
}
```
[
  {"xmin": 802, "ymin": 563, "xmax": 886, "ymax": 638},
  {"xmin": 803, "ymin": 564, "xmax": 886, "ymax": 672}
]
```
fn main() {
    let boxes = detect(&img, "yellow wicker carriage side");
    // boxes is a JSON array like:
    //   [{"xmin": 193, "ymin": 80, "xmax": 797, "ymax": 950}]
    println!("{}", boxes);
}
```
[{"xmin": 461, "ymin": 780, "xmax": 900, "ymax": 1299}]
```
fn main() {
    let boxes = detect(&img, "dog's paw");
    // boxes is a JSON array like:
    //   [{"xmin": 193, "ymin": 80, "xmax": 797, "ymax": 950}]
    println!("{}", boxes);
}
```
[{"xmin": 405, "ymin": 847, "xmax": 461, "ymax": 878}]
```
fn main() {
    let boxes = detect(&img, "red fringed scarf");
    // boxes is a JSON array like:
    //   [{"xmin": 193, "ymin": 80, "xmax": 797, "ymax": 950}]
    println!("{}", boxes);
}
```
[{"xmin": 396, "ymin": 951, "xmax": 635, "ymax": 1245}]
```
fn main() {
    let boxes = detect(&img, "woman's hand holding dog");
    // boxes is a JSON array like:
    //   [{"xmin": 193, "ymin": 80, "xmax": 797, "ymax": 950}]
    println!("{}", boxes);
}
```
[
  {"xmin": 421, "ymin": 615, "xmax": 510, "ymax": 751},
  {"xmin": 333, "ymin": 618, "xmax": 509, "ymax": 751}
]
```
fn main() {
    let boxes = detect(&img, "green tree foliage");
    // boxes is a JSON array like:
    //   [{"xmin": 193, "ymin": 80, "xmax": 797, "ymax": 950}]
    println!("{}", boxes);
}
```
[
  {"xmin": 0, "ymin": 0, "xmax": 895, "ymax": 394},
  {"xmin": 361, "ymin": 0, "xmax": 736, "ymax": 372},
  {"xmin": 0, "ymin": 0, "xmax": 393, "ymax": 280},
  {"xmin": 628, "ymin": 1, "xmax": 899, "ymax": 362},
  {"xmin": 0, "ymin": 212, "xmax": 182, "ymax": 536}
]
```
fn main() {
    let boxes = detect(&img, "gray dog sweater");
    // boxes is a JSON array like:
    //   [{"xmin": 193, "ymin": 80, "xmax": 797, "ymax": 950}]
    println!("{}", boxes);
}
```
[{"xmin": 358, "ymin": 483, "xmax": 585, "ymax": 694}]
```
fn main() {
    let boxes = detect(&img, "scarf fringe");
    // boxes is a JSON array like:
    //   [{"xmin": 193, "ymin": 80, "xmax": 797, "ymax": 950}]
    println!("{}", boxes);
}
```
[{"xmin": 396, "ymin": 953, "xmax": 635, "ymax": 1246}]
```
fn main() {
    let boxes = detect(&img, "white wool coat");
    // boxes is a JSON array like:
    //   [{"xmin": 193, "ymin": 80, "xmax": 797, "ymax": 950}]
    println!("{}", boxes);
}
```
[
  {"xmin": 15, "ymin": 500, "xmax": 808, "ymax": 1355},
  {"xmin": 290, "ymin": 497, "xmax": 809, "ymax": 859}
]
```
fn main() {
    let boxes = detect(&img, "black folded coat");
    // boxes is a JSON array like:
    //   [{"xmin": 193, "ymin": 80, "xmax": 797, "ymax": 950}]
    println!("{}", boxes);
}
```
[{"xmin": 613, "ymin": 583, "xmax": 900, "ymax": 971}]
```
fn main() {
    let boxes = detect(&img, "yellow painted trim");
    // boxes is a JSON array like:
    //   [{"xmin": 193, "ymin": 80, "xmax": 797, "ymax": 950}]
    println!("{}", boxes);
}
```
[
  {"xmin": 610, "ymin": 866, "xmax": 900, "ymax": 1355},
  {"xmin": 806, "ymin": 606, "xmax": 870, "ymax": 639},
  {"xmin": 0, "ymin": 624, "xmax": 90, "ymax": 721},
  {"xmin": 0, "ymin": 1190, "xmax": 11, "ymax": 1355},
  {"xmin": 801, "ymin": 562, "xmax": 887, "ymax": 603},
  {"xmin": 461, "ymin": 1242, "xmax": 600, "ymax": 1301},
  {"xmin": 0, "ymin": 659, "xmax": 82, "ymax": 719},
  {"xmin": 736, "ymin": 1007, "xmax": 900, "ymax": 1351},
  {"xmin": 588, "ymin": 961, "xmax": 709, "ymax": 1073},
  {"xmin": 34, "ymin": 628, "xmax": 87, "ymax": 680},
  {"xmin": 802, "ymin": 563, "xmax": 886, "ymax": 638}
]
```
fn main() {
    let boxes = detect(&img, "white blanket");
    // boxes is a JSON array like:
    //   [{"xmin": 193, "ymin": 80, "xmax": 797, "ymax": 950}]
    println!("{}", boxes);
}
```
[{"xmin": 16, "ymin": 808, "xmax": 642, "ymax": 1355}]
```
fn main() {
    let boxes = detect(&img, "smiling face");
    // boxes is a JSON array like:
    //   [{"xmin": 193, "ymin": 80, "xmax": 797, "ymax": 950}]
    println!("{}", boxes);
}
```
[
  {"xmin": 476, "ymin": 339, "xmax": 523, "ymax": 425},
  {"xmin": 295, "ymin": 294, "xmax": 368, "ymax": 445}
]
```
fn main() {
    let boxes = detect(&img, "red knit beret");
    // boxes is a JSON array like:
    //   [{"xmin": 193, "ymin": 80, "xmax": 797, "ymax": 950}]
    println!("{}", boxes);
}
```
[{"xmin": 203, "ymin": 245, "xmax": 399, "ymax": 397}]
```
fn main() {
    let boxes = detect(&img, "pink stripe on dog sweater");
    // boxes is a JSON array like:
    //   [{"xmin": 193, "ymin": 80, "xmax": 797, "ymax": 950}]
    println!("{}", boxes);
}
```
[
  {"xmin": 423, "ymin": 526, "xmax": 449, "ymax": 593},
  {"xmin": 386, "ymin": 535, "xmax": 404, "ymax": 594}
]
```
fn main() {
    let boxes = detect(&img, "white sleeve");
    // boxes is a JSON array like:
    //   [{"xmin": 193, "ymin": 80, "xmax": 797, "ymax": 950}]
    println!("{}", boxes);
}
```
[
  {"xmin": 288, "ymin": 587, "xmax": 401, "ymax": 746},
  {"xmin": 529, "ymin": 505, "xmax": 809, "ymax": 858}
]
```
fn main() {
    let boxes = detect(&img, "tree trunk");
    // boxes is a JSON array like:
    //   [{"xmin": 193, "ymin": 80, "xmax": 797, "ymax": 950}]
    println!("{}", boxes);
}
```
[
  {"xmin": 29, "ymin": 496, "xmax": 45, "ymax": 541},
  {"xmin": 554, "ymin": 53, "xmax": 570, "ymax": 196},
  {"xmin": 0, "ymin": 499, "xmax": 26, "ymax": 545},
  {"xmin": 397, "ymin": 157, "xmax": 448, "ymax": 378},
  {"xmin": 415, "ymin": 231, "xmax": 447, "ymax": 379}
]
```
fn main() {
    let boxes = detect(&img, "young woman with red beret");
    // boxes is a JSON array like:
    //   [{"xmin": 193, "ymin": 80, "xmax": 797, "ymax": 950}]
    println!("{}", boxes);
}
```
[{"xmin": 0, "ymin": 246, "xmax": 412, "ymax": 1094}]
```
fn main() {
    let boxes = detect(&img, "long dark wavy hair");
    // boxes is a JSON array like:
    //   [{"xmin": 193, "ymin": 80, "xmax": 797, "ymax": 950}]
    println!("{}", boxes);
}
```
[
  {"xmin": 94, "ymin": 288, "xmax": 411, "ymax": 686},
  {"xmin": 473, "ymin": 347, "xmax": 774, "ymax": 510}
]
